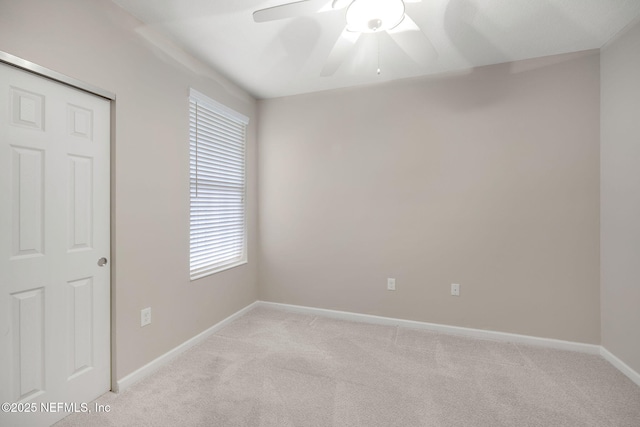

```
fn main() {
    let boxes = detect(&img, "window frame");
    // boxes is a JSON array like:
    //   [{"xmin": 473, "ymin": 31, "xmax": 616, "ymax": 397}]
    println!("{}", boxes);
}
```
[{"xmin": 189, "ymin": 88, "xmax": 249, "ymax": 280}]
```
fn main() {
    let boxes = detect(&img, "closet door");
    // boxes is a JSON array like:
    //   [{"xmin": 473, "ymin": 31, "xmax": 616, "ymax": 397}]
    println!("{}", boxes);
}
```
[{"xmin": 0, "ymin": 62, "xmax": 111, "ymax": 427}]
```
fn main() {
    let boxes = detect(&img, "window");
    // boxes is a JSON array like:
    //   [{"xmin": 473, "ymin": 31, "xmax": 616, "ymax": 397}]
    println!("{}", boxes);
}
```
[{"xmin": 189, "ymin": 89, "xmax": 249, "ymax": 280}]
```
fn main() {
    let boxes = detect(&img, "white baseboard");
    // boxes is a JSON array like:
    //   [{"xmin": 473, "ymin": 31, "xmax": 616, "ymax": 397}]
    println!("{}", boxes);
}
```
[
  {"xmin": 115, "ymin": 299, "xmax": 640, "ymax": 394},
  {"xmin": 258, "ymin": 301, "xmax": 601, "ymax": 355},
  {"xmin": 600, "ymin": 346, "xmax": 640, "ymax": 387},
  {"xmin": 263, "ymin": 301, "xmax": 640, "ymax": 386},
  {"xmin": 115, "ymin": 301, "xmax": 260, "ymax": 392}
]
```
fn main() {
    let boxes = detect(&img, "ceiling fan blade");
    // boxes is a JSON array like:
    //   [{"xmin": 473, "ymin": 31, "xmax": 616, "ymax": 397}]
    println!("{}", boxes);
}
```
[
  {"xmin": 253, "ymin": 0, "xmax": 330, "ymax": 23},
  {"xmin": 331, "ymin": 0, "xmax": 353, "ymax": 9},
  {"xmin": 321, "ymin": 28, "xmax": 361, "ymax": 76},
  {"xmin": 387, "ymin": 15, "xmax": 437, "ymax": 67}
]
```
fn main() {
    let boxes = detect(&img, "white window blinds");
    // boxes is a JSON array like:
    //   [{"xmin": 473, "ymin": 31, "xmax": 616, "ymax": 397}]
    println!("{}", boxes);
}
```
[{"xmin": 189, "ymin": 89, "xmax": 249, "ymax": 280}]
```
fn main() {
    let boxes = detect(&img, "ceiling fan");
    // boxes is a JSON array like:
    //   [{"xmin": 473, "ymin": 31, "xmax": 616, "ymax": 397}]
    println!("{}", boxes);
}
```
[{"xmin": 253, "ymin": 0, "xmax": 437, "ymax": 76}]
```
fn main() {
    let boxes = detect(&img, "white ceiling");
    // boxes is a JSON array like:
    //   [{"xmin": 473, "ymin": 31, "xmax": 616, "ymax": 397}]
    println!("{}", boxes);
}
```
[{"xmin": 111, "ymin": 0, "xmax": 640, "ymax": 99}]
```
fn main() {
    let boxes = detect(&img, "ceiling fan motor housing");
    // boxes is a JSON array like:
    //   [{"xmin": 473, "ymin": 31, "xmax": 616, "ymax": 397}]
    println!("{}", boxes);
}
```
[{"xmin": 368, "ymin": 18, "xmax": 383, "ymax": 31}]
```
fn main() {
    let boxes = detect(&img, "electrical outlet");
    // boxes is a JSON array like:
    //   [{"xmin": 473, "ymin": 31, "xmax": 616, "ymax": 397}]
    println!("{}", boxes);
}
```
[
  {"xmin": 387, "ymin": 278, "xmax": 396, "ymax": 291},
  {"xmin": 141, "ymin": 307, "xmax": 152, "ymax": 327},
  {"xmin": 451, "ymin": 283, "xmax": 460, "ymax": 296}
]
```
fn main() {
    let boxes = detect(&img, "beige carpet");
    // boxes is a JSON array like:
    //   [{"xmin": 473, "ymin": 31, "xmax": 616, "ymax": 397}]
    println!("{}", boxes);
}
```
[{"xmin": 56, "ymin": 306, "xmax": 640, "ymax": 427}]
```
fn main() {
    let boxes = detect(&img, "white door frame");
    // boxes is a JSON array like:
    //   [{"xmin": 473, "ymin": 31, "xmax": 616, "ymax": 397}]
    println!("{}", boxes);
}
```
[
  {"xmin": 0, "ymin": 50, "xmax": 116, "ymax": 392},
  {"xmin": 0, "ymin": 52, "xmax": 115, "ymax": 101}
]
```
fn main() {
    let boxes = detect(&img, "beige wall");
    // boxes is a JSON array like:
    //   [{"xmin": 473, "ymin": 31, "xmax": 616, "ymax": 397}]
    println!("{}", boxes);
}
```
[
  {"xmin": 258, "ymin": 51, "xmax": 601, "ymax": 344},
  {"xmin": 0, "ymin": 0, "xmax": 615, "ymax": 384},
  {"xmin": 0, "ymin": 0, "xmax": 258, "ymax": 381},
  {"xmin": 601, "ymin": 19, "xmax": 640, "ymax": 373}
]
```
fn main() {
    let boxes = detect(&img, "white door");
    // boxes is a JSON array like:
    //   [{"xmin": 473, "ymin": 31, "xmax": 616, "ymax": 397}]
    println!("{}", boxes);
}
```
[{"xmin": 0, "ymin": 62, "xmax": 110, "ymax": 427}]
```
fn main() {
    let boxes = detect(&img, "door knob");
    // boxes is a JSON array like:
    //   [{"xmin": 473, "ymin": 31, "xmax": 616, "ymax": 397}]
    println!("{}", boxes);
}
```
[{"xmin": 97, "ymin": 257, "xmax": 108, "ymax": 267}]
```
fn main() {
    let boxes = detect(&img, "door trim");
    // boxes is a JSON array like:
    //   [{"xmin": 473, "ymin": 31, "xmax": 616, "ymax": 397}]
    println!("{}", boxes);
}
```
[{"xmin": 0, "ymin": 51, "xmax": 115, "ymax": 100}]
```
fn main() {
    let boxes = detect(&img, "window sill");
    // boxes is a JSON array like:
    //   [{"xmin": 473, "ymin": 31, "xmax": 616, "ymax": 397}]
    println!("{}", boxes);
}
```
[{"xmin": 190, "ymin": 260, "xmax": 247, "ymax": 281}]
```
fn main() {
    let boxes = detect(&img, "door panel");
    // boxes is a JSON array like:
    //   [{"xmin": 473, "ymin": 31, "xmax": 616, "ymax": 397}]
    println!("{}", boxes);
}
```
[
  {"xmin": 11, "ymin": 146, "xmax": 45, "ymax": 257},
  {"xmin": 0, "ymin": 62, "xmax": 110, "ymax": 427},
  {"xmin": 11, "ymin": 287, "xmax": 45, "ymax": 402}
]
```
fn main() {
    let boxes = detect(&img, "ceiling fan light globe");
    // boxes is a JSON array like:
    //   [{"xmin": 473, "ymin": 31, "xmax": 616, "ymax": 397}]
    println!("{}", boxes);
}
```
[{"xmin": 346, "ymin": 0, "xmax": 405, "ymax": 33}]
